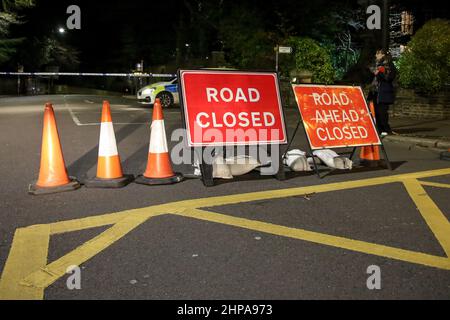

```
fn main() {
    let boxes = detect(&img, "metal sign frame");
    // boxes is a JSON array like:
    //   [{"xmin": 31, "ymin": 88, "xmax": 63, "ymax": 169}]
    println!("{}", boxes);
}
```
[
  {"xmin": 292, "ymin": 84, "xmax": 382, "ymax": 150},
  {"xmin": 179, "ymin": 69, "xmax": 287, "ymax": 147},
  {"xmin": 289, "ymin": 84, "xmax": 392, "ymax": 178},
  {"xmin": 178, "ymin": 69, "xmax": 287, "ymax": 187}
]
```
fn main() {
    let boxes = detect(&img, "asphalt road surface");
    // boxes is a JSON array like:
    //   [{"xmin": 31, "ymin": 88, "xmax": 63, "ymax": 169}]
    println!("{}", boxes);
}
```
[{"xmin": 0, "ymin": 95, "xmax": 449, "ymax": 300}]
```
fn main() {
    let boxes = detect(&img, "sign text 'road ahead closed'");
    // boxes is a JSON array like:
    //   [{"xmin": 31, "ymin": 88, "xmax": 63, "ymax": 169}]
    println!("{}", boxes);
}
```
[{"xmin": 292, "ymin": 85, "xmax": 381, "ymax": 149}]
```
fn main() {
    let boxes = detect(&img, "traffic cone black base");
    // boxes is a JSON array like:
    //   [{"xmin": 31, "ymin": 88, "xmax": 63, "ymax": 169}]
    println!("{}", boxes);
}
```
[
  {"xmin": 85, "ymin": 174, "xmax": 134, "ymax": 189},
  {"xmin": 135, "ymin": 173, "xmax": 184, "ymax": 186},
  {"xmin": 440, "ymin": 151, "xmax": 450, "ymax": 161},
  {"xmin": 28, "ymin": 177, "xmax": 80, "ymax": 195},
  {"xmin": 358, "ymin": 159, "xmax": 382, "ymax": 168}
]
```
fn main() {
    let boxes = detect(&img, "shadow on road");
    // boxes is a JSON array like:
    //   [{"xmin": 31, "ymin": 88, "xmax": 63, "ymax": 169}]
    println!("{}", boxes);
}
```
[
  {"xmin": 210, "ymin": 161, "xmax": 407, "ymax": 187},
  {"xmin": 320, "ymin": 161, "xmax": 407, "ymax": 179},
  {"xmin": 67, "ymin": 112, "xmax": 150, "ymax": 181}
]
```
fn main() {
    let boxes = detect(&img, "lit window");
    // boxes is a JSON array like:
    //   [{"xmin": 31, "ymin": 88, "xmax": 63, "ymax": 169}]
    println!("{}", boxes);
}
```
[{"xmin": 401, "ymin": 11, "xmax": 414, "ymax": 35}]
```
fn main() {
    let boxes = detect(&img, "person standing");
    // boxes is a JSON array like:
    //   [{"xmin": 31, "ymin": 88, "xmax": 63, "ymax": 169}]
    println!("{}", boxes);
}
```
[{"xmin": 369, "ymin": 49, "xmax": 397, "ymax": 136}]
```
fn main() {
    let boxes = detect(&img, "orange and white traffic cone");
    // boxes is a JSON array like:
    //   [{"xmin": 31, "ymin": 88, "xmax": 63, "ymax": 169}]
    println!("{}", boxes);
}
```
[
  {"xmin": 135, "ymin": 98, "xmax": 184, "ymax": 185},
  {"xmin": 360, "ymin": 101, "xmax": 381, "ymax": 167},
  {"xmin": 85, "ymin": 101, "xmax": 133, "ymax": 188},
  {"xmin": 29, "ymin": 103, "xmax": 80, "ymax": 195}
]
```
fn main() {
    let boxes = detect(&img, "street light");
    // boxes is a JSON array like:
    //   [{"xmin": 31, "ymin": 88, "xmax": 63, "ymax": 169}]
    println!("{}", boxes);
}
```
[{"xmin": 58, "ymin": 27, "xmax": 66, "ymax": 34}]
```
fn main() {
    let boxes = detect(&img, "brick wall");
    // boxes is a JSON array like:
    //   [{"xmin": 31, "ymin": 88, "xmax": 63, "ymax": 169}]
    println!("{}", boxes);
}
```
[
  {"xmin": 280, "ymin": 82, "xmax": 450, "ymax": 120},
  {"xmin": 391, "ymin": 88, "xmax": 450, "ymax": 119}
]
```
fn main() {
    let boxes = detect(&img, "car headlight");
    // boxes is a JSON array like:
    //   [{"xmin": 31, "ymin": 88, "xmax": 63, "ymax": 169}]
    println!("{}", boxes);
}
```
[{"xmin": 141, "ymin": 88, "xmax": 155, "ymax": 95}]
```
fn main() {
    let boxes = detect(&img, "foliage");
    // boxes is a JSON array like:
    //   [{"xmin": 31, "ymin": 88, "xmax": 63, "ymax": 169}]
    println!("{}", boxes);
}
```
[
  {"xmin": 273, "ymin": 0, "xmax": 363, "ymax": 78},
  {"xmin": 0, "ymin": 37, "xmax": 21, "ymax": 62},
  {"xmin": 39, "ymin": 37, "xmax": 80, "ymax": 69},
  {"xmin": 0, "ymin": 0, "xmax": 34, "ymax": 64},
  {"xmin": 397, "ymin": 19, "xmax": 450, "ymax": 93},
  {"xmin": 20, "ymin": 37, "xmax": 80, "ymax": 70},
  {"xmin": 218, "ymin": 6, "xmax": 275, "ymax": 69},
  {"xmin": 285, "ymin": 37, "xmax": 335, "ymax": 84},
  {"xmin": 330, "ymin": 44, "xmax": 361, "ymax": 80},
  {"xmin": 1, "ymin": 0, "xmax": 34, "ymax": 12}
]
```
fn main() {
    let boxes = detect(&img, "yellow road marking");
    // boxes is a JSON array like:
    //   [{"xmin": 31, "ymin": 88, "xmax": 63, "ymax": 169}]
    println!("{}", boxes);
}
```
[
  {"xmin": 420, "ymin": 181, "xmax": 450, "ymax": 189},
  {"xmin": 1, "ymin": 168, "xmax": 449, "ymax": 300},
  {"xmin": 0, "ymin": 225, "xmax": 50, "ymax": 300},
  {"xmin": 47, "ymin": 205, "xmax": 175, "ymax": 235},
  {"xmin": 166, "ymin": 168, "xmax": 450, "ymax": 210},
  {"xmin": 21, "ymin": 213, "xmax": 159, "ymax": 290},
  {"xmin": 404, "ymin": 179, "xmax": 450, "ymax": 257},
  {"xmin": 176, "ymin": 208, "xmax": 450, "ymax": 271}
]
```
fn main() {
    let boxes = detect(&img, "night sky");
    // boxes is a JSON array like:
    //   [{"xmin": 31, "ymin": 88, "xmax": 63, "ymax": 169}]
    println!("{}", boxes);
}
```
[
  {"xmin": 9, "ymin": 0, "xmax": 450, "ymax": 72},
  {"xmin": 14, "ymin": 0, "xmax": 181, "ymax": 71}
]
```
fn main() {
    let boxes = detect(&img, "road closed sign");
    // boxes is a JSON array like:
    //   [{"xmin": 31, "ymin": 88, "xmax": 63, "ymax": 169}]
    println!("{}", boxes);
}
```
[
  {"xmin": 292, "ymin": 85, "xmax": 381, "ymax": 150},
  {"xmin": 179, "ymin": 70, "xmax": 287, "ymax": 147}
]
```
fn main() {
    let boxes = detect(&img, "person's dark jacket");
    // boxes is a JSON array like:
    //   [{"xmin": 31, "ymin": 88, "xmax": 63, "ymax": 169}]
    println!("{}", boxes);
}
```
[{"xmin": 375, "ymin": 59, "xmax": 397, "ymax": 105}]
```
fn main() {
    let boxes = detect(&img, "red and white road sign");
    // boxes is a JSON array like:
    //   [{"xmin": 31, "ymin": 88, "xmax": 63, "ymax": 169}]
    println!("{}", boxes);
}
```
[
  {"xmin": 180, "ymin": 70, "xmax": 287, "ymax": 147},
  {"xmin": 292, "ymin": 85, "xmax": 381, "ymax": 150}
]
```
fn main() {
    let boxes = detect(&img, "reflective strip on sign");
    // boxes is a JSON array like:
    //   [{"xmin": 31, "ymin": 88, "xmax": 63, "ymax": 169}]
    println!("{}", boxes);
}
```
[
  {"xmin": 149, "ymin": 120, "xmax": 168, "ymax": 154},
  {"xmin": 98, "ymin": 122, "xmax": 119, "ymax": 157}
]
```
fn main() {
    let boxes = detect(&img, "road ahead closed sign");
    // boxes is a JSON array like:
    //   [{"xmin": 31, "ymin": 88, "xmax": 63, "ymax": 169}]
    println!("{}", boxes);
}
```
[
  {"xmin": 292, "ymin": 85, "xmax": 381, "ymax": 150},
  {"xmin": 180, "ymin": 70, "xmax": 287, "ymax": 147}
]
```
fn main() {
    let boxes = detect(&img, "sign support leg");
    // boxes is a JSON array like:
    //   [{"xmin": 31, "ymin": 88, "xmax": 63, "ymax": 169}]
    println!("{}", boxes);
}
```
[
  {"xmin": 198, "ymin": 147, "xmax": 215, "ymax": 187},
  {"xmin": 305, "ymin": 145, "xmax": 321, "ymax": 179},
  {"xmin": 380, "ymin": 143, "xmax": 393, "ymax": 170},
  {"xmin": 283, "ymin": 120, "xmax": 301, "ymax": 157},
  {"xmin": 275, "ymin": 144, "xmax": 286, "ymax": 181},
  {"xmin": 349, "ymin": 147, "xmax": 357, "ymax": 161}
]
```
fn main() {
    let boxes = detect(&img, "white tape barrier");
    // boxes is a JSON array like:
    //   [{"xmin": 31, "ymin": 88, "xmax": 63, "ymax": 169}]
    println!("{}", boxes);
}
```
[{"xmin": 0, "ymin": 72, "xmax": 175, "ymax": 78}]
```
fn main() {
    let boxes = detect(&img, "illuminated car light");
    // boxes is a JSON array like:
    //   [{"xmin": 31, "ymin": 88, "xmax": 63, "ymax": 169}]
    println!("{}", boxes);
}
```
[{"xmin": 142, "ymin": 88, "xmax": 155, "ymax": 95}]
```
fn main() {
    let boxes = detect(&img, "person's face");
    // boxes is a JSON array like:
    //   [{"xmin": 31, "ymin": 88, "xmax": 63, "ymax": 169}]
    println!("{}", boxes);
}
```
[{"xmin": 375, "ymin": 51, "xmax": 385, "ymax": 62}]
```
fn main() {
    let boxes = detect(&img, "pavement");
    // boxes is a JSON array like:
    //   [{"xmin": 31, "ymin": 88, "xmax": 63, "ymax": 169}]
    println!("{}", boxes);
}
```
[
  {"xmin": 386, "ymin": 117, "xmax": 450, "ymax": 151},
  {"xmin": 0, "ymin": 95, "xmax": 449, "ymax": 300}
]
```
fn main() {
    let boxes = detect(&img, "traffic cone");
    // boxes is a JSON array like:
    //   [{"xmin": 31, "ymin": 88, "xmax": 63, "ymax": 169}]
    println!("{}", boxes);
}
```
[
  {"xmin": 28, "ymin": 103, "xmax": 80, "ymax": 195},
  {"xmin": 85, "ymin": 101, "xmax": 134, "ymax": 188},
  {"xmin": 135, "ymin": 98, "xmax": 184, "ymax": 185},
  {"xmin": 360, "ymin": 101, "xmax": 381, "ymax": 167}
]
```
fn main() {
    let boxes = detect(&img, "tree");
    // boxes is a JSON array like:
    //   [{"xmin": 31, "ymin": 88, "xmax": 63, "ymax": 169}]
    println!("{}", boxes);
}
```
[
  {"xmin": 31, "ymin": 37, "xmax": 80, "ymax": 70},
  {"xmin": 181, "ymin": 0, "xmax": 223, "ymax": 62},
  {"xmin": 0, "ymin": 0, "xmax": 34, "ymax": 64},
  {"xmin": 397, "ymin": 19, "xmax": 450, "ymax": 93},
  {"xmin": 285, "ymin": 37, "xmax": 335, "ymax": 84},
  {"xmin": 175, "ymin": 0, "xmax": 277, "ymax": 69},
  {"xmin": 218, "ymin": 4, "xmax": 275, "ymax": 69}
]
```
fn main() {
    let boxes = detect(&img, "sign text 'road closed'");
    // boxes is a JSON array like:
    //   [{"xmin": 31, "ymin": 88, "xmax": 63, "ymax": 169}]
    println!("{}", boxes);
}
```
[
  {"xmin": 180, "ymin": 70, "xmax": 287, "ymax": 147},
  {"xmin": 292, "ymin": 85, "xmax": 381, "ymax": 149}
]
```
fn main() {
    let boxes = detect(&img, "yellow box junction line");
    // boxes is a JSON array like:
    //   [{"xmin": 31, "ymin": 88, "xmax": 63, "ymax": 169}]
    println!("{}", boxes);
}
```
[{"xmin": 0, "ymin": 168, "xmax": 449, "ymax": 300}]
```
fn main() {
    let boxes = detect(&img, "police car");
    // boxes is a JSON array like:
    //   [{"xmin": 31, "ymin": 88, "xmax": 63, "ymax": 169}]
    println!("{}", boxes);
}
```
[{"xmin": 137, "ymin": 78, "xmax": 179, "ymax": 108}]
